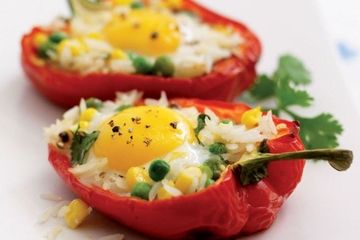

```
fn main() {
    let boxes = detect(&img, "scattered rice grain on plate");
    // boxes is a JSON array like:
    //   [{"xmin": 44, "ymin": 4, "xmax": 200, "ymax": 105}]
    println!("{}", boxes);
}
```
[
  {"xmin": 38, "ymin": 201, "xmax": 70, "ymax": 224},
  {"xmin": 40, "ymin": 193, "xmax": 63, "ymax": 202},
  {"xmin": 45, "ymin": 226, "xmax": 63, "ymax": 240}
]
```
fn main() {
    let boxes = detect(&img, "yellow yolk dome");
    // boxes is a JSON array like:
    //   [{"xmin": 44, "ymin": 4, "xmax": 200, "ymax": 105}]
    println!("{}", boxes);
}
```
[
  {"xmin": 103, "ymin": 9, "xmax": 181, "ymax": 56},
  {"xmin": 93, "ymin": 106, "xmax": 194, "ymax": 172}
]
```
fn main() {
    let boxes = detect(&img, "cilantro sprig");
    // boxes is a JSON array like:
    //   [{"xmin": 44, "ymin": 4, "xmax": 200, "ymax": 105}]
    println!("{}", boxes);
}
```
[
  {"xmin": 70, "ymin": 130, "xmax": 100, "ymax": 165},
  {"xmin": 246, "ymin": 54, "xmax": 343, "ymax": 149}
]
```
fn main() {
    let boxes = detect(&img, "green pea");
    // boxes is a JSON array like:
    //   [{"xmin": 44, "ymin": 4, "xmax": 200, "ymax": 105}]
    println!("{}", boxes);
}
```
[
  {"xmin": 200, "ymin": 165, "xmax": 213, "ymax": 179},
  {"xmin": 85, "ymin": 98, "xmax": 103, "ymax": 110},
  {"xmin": 131, "ymin": 182, "xmax": 151, "ymax": 200},
  {"xmin": 149, "ymin": 160, "xmax": 170, "ymax": 181},
  {"xmin": 209, "ymin": 142, "xmax": 227, "ymax": 155},
  {"xmin": 204, "ymin": 157, "xmax": 224, "ymax": 180},
  {"xmin": 49, "ymin": 31, "xmax": 67, "ymax": 44},
  {"xmin": 130, "ymin": 1, "xmax": 144, "ymax": 9},
  {"xmin": 153, "ymin": 56, "xmax": 175, "ymax": 77},
  {"xmin": 38, "ymin": 41, "xmax": 56, "ymax": 59},
  {"xmin": 205, "ymin": 178, "xmax": 215, "ymax": 187},
  {"xmin": 132, "ymin": 56, "xmax": 153, "ymax": 74},
  {"xmin": 220, "ymin": 119, "xmax": 232, "ymax": 124}
]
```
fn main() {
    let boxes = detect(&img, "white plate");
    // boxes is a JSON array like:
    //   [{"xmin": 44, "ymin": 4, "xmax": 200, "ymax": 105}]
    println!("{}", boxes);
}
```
[{"xmin": 0, "ymin": 0, "xmax": 359, "ymax": 239}]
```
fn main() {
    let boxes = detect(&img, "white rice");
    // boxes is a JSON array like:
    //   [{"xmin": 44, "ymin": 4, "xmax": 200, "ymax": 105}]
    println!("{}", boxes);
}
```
[
  {"xmin": 40, "ymin": 193, "xmax": 63, "ymax": 202},
  {"xmin": 45, "ymin": 226, "xmax": 63, "ymax": 240},
  {"xmin": 38, "ymin": 201, "xmax": 70, "ymax": 224}
]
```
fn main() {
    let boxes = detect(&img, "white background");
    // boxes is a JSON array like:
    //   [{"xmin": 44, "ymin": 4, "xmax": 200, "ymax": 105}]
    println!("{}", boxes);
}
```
[{"xmin": 0, "ymin": 0, "xmax": 360, "ymax": 239}]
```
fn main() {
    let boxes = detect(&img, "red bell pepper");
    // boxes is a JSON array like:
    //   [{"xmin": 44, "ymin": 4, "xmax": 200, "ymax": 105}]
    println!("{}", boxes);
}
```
[
  {"xmin": 48, "ymin": 99, "xmax": 306, "ymax": 239},
  {"xmin": 21, "ymin": 0, "xmax": 261, "ymax": 107}
]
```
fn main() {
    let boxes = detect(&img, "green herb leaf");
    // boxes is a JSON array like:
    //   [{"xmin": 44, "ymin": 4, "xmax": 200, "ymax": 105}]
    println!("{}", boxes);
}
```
[
  {"xmin": 276, "ymin": 80, "xmax": 313, "ymax": 108},
  {"xmin": 298, "ymin": 113, "xmax": 343, "ymax": 149},
  {"xmin": 194, "ymin": 114, "xmax": 210, "ymax": 145},
  {"xmin": 204, "ymin": 156, "xmax": 225, "ymax": 180},
  {"xmin": 130, "ymin": 1, "xmax": 144, "ymax": 9},
  {"xmin": 247, "ymin": 54, "xmax": 343, "ymax": 150},
  {"xmin": 70, "ymin": 130, "xmax": 99, "ymax": 165},
  {"xmin": 249, "ymin": 75, "xmax": 276, "ymax": 100},
  {"xmin": 236, "ymin": 162, "xmax": 268, "ymax": 186},
  {"xmin": 115, "ymin": 104, "xmax": 132, "ymax": 112},
  {"xmin": 85, "ymin": 98, "xmax": 103, "ymax": 110},
  {"xmin": 273, "ymin": 55, "xmax": 311, "ymax": 85}
]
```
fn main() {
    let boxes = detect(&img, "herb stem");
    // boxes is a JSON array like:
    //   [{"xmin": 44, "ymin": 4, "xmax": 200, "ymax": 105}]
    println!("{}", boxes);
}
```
[{"xmin": 234, "ymin": 149, "xmax": 353, "ymax": 171}]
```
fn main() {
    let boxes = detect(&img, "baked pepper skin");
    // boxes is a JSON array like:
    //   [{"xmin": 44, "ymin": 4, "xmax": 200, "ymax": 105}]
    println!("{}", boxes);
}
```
[
  {"xmin": 21, "ymin": 0, "xmax": 261, "ymax": 107},
  {"xmin": 48, "ymin": 99, "xmax": 304, "ymax": 239}
]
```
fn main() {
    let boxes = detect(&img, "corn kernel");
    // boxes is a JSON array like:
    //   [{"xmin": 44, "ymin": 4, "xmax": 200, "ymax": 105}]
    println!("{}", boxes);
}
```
[
  {"xmin": 168, "ymin": 151, "xmax": 187, "ymax": 161},
  {"xmin": 111, "ymin": 49, "xmax": 127, "ymax": 60},
  {"xmin": 33, "ymin": 33, "xmax": 48, "ymax": 47},
  {"xmin": 79, "ymin": 121, "xmax": 89, "ymax": 130},
  {"xmin": 87, "ymin": 32, "xmax": 103, "ymax": 40},
  {"xmin": 80, "ymin": 108, "xmax": 97, "ymax": 122},
  {"xmin": 175, "ymin": 167, "xmax": 201, "ymax": 194},
  {"xmin": 113, "ymin": 0, "xmax": 133, "ymax": 5},
  {"xmin": 213, "ymin": 24, "xmax": 233, "ymax": 35},
  {"xmin": 126, "ymin": 167, "xmax": 152, "ymax": 190},
  {"xmin": 57, "ymin": 39, "xmax": 88, "ymax": 56},
  {"xmin": 160, "ymin": 0, "xmax": 183, "ymax": 9},
  {"xmin": 157, "ymin": 181, "xmax": 175, "ymax": 200},
  {"xmin": 241, "ymin": 107, "xmax": 262, "ymax": 128},
  {"xmin": 29, "ymin": 55, "xmax": 45, "ymax": 66},
  {"xmin": 64, "ymin": 199, "xmax": 92, "ymax": 229}
]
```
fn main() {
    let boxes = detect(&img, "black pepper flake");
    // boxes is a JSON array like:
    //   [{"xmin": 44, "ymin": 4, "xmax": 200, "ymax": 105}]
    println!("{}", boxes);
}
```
[
  {"xmin": 145, "ymin": 125, "xmax": 151, "ymax": 129},
  {"xmin": 112, "ymin": 126, "xmax": 120, "ymax": 133},
  {"xmin": 169, "ymin": 103, "xmax": 179, "ymax": 109},
  {"xmin": 108, "ymin": 120, "xmax": 115, "ymax": 127},
  {"xmin": 123, "ymin": 123, "xmax": 127, "ymax": 126},
  {"xmin": 170, "ymin": 121, "xmax": 178, "ymax": 129},
  {"xmin": 119, "ymin": 13, "xmax": 127, "ymax": 20},
  {"xmin": 118, "ymin": 174, "xmax": 124, "ymax": 178},
  {"xmin": 132, "ymin": 22, "xmax": 140, "ymax": 29},
  {"xmin": 130, "ymin": 135, "xmax": 133, "ymax": 140},
  {"xmin": 59, "ymin": 131, "xmax": 70, "ymax": 143},
  {"xmin": 99, "ymin": 172, "xmax": 106, "ymax": 178},
  {"xmin": 150, "ymin": 31, "xmax": 159, "ymax": 40},
  {"xmin": 143, "ymin": 137, "xmax": 152, "ymax": 147},
  {"xmin": 131, "ymin": 117, "xmax": 141, "ymax": 124}
]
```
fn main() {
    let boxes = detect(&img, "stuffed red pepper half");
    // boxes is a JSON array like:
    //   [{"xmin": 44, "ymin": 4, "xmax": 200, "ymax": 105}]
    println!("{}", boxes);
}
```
[
  {"xmin": 22, "ymin": 0, "xmax": 260, "ymax": 106},
  {"xmin": 45, "ymin": 91, "xmax": 352, "ymax": 239},
  {"xmin": 21, "ymin": 0, "xmax": 261, "ymax": 107}
]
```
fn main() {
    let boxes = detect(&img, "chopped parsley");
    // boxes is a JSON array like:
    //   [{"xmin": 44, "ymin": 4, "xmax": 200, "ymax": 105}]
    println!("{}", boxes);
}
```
[{"xmin": 70, "ymin": 130, "xmax": 99, "ymax": 165}]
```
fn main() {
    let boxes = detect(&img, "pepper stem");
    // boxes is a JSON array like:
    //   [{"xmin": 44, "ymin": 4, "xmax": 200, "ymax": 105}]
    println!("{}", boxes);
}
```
[
  {"xmin": 232, "ymin": 149, "xmax": 353, "ymax": 186},
  {"xmin": 235, "ymin": 149, "xmax": 353, "ymax": 171}
]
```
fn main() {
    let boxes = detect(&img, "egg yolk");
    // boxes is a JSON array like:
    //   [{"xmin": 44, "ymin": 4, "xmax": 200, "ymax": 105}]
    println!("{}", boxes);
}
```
[
  {"xmin": 103, "ymin": 9, "xmax": 181, "ymax": 56},
  {"xmin": 93, "ymin": 106, "xmax": 194, "ymax": 172}
]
